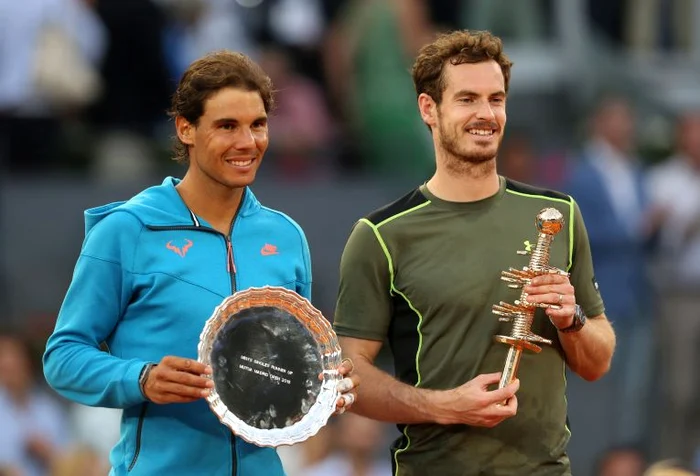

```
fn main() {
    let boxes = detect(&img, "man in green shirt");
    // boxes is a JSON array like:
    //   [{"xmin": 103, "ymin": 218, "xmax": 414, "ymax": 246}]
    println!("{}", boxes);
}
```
[{"xmin": 333, "ymin": 30, "xmax": 616, "ymax": 476}]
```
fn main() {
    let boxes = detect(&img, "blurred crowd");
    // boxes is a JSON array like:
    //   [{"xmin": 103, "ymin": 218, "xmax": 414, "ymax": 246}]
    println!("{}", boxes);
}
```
[{"xmin": 1, "ymin": 0, "xmax": 700, "ymax": 475}]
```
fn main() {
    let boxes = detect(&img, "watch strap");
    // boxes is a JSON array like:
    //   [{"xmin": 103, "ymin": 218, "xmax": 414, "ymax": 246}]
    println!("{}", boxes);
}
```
[
  {"xmin": 559, "ymin": 304, "xmax": 587, "ymax": 333},
  {"xmin": 138, "ymin": 363, "xmax": 156, "ymax": 399}
]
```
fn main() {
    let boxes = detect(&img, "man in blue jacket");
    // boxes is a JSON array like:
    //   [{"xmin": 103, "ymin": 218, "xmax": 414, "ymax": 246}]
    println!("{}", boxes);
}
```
[{"xmin": 42, "ymin": 50, "xmax": 359, "ymax": 476}]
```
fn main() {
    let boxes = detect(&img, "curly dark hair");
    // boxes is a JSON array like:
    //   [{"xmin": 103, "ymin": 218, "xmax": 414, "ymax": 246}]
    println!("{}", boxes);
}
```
[
  {"xmin": 168, "ymin": 50, "xmax": 275, "ymax": 164},
  {"xmin": 411, "ymin": 30, "xmax": 513, "ymax": 105}
]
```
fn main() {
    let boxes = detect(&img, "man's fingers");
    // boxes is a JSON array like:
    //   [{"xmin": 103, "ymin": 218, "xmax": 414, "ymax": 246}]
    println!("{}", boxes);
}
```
[
  {"xmin": 337, "ymin": 392, "xmax": 355, "ymax": 408},
  {"xmin": 335, "ymin": 392, "xmax": 356, "ymax": 414},
  {"xmin": 483, "ymin": 395, "xmax": 518, "ymax": 425},
  {"xmin": 155, "ymin": 381, "xmax": 210, "ymax": 399},
  {"xmin": 161, "ymin": 356, "xmax": 211, "ymax": 375},
  {"xmin": 484, "ymin": 379, "xmax": 520, "ymax": 405},
  {"xmin": 159, "ymin": 368, "xmax": 214, "ymax": 388},
  {"xmin": 528, "ymin": 273, "xmax": 568, "ymax": 286},
  {"xmin": 337, "ymin": 377, "xmax": 355, "ymax": 393},
  {"xmin": 502, "ymin": 393, "xmax": 518, "ymax": 412},
  {"xmin": 546, "ymin": 305, "xmax": 576, "ymax": 319},
  {"xmin": 474, "ymin": 372, "xmax": 504, "ymax": 387},
  {"xmin": 338, "ymin": 358, "xmax": 355, "ymax": 376}
]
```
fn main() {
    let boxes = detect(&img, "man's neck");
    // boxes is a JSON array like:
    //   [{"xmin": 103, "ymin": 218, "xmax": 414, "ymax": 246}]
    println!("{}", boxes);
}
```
[
  {"xmin": 427, "ymin": 160, "xmax": 500, "ymax": 202},
  {"xmin": 176, "ymin": 172, "xmax": 244, "ymax": 234}
]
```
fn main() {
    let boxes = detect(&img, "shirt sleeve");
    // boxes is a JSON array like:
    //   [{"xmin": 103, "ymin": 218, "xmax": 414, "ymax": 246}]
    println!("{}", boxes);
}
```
[
  {"xmin": 43, "ymin": 211, "xmax": 149, "ymax": 409},
  {"xmin": 333, "ymin": 219, "xmax": 393, "ymax": 341},
  {"xmin": 569, "ymin": 200, "xmax": 606, "ymax": 318}
]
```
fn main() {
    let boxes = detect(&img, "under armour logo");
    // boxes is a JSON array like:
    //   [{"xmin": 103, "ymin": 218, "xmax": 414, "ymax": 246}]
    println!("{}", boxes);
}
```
[
  {"xmin": 166, "ymin": 239, "xmax": 193, "ymax": 258},
  {"xmin": 523, "ymin": 240, "xmax": 533, "ymax": 252}
]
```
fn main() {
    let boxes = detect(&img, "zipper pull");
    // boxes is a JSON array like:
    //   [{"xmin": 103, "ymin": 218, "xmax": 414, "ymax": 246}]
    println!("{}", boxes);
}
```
[{"xmin": 226, "ymin": 239, "xmax": 236, "ymax": 274}]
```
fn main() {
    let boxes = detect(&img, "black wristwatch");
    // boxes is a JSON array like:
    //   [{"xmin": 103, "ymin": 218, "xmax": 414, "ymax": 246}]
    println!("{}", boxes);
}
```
[
  {"xmin": 558, "ymin": 305, "xmax": 587, "ymax": 333},
  {"xmin": 138, "ymin": 363, "xmax": 157, "ymax": 398}
]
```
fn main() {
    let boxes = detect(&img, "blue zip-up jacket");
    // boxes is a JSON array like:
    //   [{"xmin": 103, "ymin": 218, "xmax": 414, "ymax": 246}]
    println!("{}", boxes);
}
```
[{"xmin": 43, "ymin": 177, "xmax": 312, "ymax": 476}]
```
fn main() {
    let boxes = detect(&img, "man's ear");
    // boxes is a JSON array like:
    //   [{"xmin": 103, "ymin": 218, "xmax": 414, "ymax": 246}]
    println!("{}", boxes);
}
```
[
  {"xmin": 175, "ymin": 116, "xmax": 195, "ymax": 146},
  {"xmin": 418, "ymin": 93, "xmax": 437, "ymax": 128}
]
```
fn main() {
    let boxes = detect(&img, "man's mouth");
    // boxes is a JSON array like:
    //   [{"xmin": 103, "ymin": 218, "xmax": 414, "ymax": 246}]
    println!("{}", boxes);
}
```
[
  {"xmin": 226, "ymin": 158, "xmax": 254, "ymax": 167},
  {"xmin": 467, "ymin": 129, "xmax": 495, "ymax": 136}
]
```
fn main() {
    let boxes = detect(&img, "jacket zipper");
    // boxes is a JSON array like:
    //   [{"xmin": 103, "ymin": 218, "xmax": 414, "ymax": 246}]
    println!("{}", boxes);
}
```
[
  {"xmin": 146, "ymin": 196, "xmax": 243, "ymax": 476},
  {"xmin": 226, "ymin": 213, "xmax": 243, "ymax": 476},
  {"xmin": 127, "ymin": 403, "xmax": 149, "ymax": 472},
  {"xmin": 226, "ymin": 209, "xmax": 238, "ymax": 476}
]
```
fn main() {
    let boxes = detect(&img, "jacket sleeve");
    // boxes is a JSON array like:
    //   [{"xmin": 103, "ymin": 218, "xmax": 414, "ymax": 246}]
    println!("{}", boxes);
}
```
[{"xmin": 43, "ymin": 211, "xmax": 149, "ymax": 409}]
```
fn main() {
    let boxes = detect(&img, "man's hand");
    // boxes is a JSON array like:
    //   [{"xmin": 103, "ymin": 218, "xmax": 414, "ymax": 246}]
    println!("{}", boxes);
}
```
[
  {"xmin": 334, "ymin": 358, "xmax": 360, "ymax": 415},
  {"xmin": 435, "ymin": 373, "xmax": 519, "ymax": 427},
  {"xmin": 142, "ymin": 356, "xmax": 213, "ymax": 404},
  {"xmin": 523, "ymin": 273, "xmax": 576, "ymax": 330}
]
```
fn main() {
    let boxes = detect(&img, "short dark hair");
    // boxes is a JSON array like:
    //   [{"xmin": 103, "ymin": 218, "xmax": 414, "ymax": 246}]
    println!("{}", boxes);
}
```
[
  {"xmin": 411, "ymin": 30, "xmax": 513, "ymax": 105},
  {"xmin": 168, "ymin": 50, "xmax": 275, "ymax": 163}
]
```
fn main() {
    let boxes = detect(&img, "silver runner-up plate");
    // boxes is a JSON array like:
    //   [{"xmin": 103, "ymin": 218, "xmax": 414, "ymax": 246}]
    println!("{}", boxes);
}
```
[{"xmin": 197, "ymin": 286, "xmax": 342, "ymax": 447}]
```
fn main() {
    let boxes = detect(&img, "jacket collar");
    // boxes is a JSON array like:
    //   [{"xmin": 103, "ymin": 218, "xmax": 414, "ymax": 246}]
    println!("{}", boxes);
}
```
[{"xmin": 84, "ymin": 176, "xmax": 262, "ymax": 234}]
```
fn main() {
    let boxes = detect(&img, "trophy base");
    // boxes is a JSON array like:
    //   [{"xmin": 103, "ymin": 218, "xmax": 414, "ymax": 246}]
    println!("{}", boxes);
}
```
[{"xmin": 493, "ymin": 335, "xmax": 542, "ymax": 353}]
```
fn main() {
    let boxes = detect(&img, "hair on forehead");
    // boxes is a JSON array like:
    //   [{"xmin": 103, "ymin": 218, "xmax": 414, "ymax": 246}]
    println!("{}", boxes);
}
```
[{"xmin": 412, "ymin": 30, "xmax": 512, "ymax": 105}]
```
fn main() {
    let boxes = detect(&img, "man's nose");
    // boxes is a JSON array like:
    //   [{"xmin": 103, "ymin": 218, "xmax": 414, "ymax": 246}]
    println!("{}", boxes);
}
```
[
  {"xmin": 476, "ymin": 99, "xmax": 496, "ymax": 120},
  {"xmin": 234, "ymin": 127, "xmax": 256, "ymax": 149}
]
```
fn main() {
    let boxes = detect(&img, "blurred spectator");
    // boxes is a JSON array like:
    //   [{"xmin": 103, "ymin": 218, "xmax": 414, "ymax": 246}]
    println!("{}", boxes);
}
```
[
  {"xmin": 496, "ymin": 131, "xmax": 563, "ymax": 187},
  {"xmin": 279, "ymin": 423, "xmax": 335, "ymax": 476},
  {"xmin": 159, "ymin": 0, "xmax": 259, "ymax": 79},
  {"xmin": 563, "ymin": 95, "xmax": 660, "ymax": 463},
  {"xmin": 0, "ymin": 329, "xmax": 70, "ymax": 476},
  {"xmin": 0, "ymin": 0, "xmax": 105, "ymax": 174},
  {"xmin": 596, "ymin": 445, "xmax": 647, "ymax": 476},
  {"xmin": 67, "ymin": 404, "xmax": 121, "ymax": 465},
  {"xmin": 88, "ymin": 0, "xmax": 173, "ymax": 183},
  {"xmin": 264, "ymin": 0, "xmax": 325, "ymax": 51},
  {"xmin": 624, "ymin": 0, "xmax": 695, "ymax": 53},
  {"xmin": 323, "ymin": 0, "xmax": 435, "ymax": 182},
  {"xmin": 644, "ymin": 460, "xmax": 696, "ymax": 476},
  {"xmin": 497, "ymin": 132, "xmax": 538, "ymax": 183},
  {"xmin": 587, "ymin": 0, "xmax": 627, "ymax": 46},
  {"xmin": 257, "ymin": 45, "xmax": 336, "ymax": 179},
  {"xmin": 498, "ymin": 134, "xmax": 572, "ymax": 192},
  {"xmin": 646, "ymin": 111, "xmax": 700, "ymax": 467},
  {"xmin": 459, "ymin": 0, "xmax": 553, "ymax": 42},
  {"xmin": 50, "ymin": 446, "xmax": 106, "ymax": 476},
  {"xmin": 300, "ymin": 414, "xmax": 391, "ymax": 476}
]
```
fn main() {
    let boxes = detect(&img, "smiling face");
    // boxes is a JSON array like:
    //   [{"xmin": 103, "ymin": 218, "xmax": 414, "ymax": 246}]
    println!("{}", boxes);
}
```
[
  {"xmin": 419, "ymin": 60, "xmax": 507, "ymax": 172},
  {"xmin": 176, "ymin": 87, "xmax": 268, "ymax": 190}
]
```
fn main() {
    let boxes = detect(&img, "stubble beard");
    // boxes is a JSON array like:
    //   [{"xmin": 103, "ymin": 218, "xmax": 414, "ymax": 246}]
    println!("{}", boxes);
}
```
[{"xmin": 438, "ymin": 125, "xmax": 500, "ymax": 179}]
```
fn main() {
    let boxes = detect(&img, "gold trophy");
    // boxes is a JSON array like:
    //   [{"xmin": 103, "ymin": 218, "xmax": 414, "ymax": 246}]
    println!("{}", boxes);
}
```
[{"xmin": 492, "ymin": 208, "xmax": 567, "ymax": 389}]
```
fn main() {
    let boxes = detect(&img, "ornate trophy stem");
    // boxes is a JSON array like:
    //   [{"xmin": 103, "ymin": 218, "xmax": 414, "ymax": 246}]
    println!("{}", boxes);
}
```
[{"xmin": 493, "ymin": 208, "xmax": 566, "ymax": 389}]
